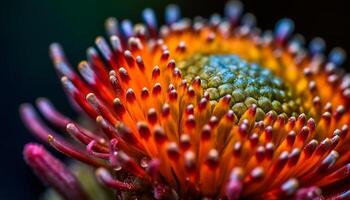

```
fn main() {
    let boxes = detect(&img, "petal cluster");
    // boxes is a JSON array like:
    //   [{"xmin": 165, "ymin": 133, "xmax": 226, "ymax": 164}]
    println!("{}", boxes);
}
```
[{"xmin": 21, "ymin": 1, "xmax": 350, "ymax": 199}]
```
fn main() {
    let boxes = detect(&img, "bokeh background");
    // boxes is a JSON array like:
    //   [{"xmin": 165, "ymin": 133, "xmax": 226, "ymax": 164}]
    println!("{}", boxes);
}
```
[{"xmin": 1, "ymin": 0, "xmax": 349, "ymax": 199}]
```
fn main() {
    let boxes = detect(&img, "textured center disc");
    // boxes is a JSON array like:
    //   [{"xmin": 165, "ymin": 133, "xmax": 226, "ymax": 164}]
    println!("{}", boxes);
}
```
[{"xmin": 179, "ymin": 54, "xmax": 303, "ymax": 120}]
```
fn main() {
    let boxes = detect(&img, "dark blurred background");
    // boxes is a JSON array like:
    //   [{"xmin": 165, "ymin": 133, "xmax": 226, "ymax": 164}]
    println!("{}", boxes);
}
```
[{"xmin": 1, "ymin": 0, "xmax": 349, "ymax": 199}]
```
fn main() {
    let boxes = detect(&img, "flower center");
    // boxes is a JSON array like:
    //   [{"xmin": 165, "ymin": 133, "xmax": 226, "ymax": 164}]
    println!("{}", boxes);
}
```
[{"xmin": 179, "ymin": 54, "xmax": 304, "ymax": 120}]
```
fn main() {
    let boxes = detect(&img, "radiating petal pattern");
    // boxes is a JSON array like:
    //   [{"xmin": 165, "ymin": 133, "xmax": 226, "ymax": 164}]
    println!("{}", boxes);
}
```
[{"xmin": 21, "ymin": 1, "xmax": 350, "ymax": 199}]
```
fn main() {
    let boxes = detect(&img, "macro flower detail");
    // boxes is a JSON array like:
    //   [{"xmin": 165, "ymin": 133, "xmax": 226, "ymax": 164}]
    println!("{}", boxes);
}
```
[
  {"xmin": 20, "ymin": 1, "xmax": 350, "ymax": 199},
  {"xmin": 180, "ymin": 54, "xmax": 302, "ymax": 120}
]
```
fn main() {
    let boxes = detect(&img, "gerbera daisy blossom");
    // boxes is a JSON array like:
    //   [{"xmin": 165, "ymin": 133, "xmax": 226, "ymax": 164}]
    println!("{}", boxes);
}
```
[{"xmin": 21, "ymin": 1, "xmax": 350, "ymax": 199}]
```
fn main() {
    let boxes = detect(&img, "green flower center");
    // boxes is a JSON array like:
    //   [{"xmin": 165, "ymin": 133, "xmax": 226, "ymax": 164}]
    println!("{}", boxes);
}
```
[{"xmin": 179, "ymin": 54, "xmax": 303, "ymax": 121}]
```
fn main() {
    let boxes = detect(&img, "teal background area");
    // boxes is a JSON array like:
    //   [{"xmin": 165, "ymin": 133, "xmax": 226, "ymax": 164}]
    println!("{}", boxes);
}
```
[{"xmin": 1, "ymin": 0, "xmax": 350, "ymax": 199}]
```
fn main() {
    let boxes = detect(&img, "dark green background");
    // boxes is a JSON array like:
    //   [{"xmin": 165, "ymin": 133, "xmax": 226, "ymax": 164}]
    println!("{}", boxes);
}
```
[{"xmin": 1, "ymin": 0, "xmax": 349, "ymax": 199}]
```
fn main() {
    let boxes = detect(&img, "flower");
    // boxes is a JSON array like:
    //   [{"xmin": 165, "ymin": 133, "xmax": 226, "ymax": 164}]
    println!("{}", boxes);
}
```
[{"xmin": 20, "ymin": 1, "xmax": 350, "ymax": 199}]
